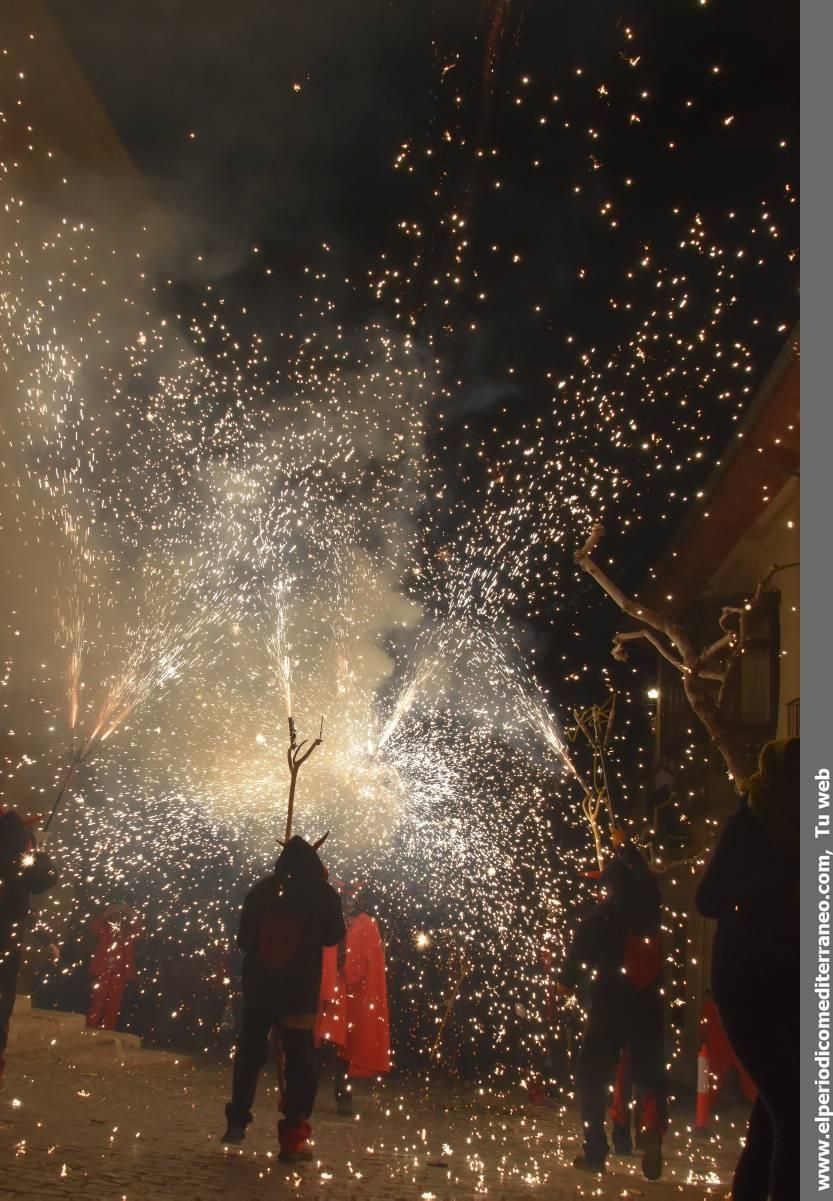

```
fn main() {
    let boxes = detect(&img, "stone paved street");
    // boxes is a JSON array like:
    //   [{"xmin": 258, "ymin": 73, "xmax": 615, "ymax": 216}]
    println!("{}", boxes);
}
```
[{"xmin": 0, "ymin": 1056, "xmax": 744, "ymax": 1200}]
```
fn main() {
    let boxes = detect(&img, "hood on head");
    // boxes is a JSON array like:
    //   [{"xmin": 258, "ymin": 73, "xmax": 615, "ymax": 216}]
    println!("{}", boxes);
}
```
[
  {"xmin": 0, "ymin": 809, "xmax": 27, "ymax": 854},
  {"xmin": 745, "ymin": 736, "xmax": 799, "ymax": 850},
  {"xmin": 758, "ymin": 736, "xmax": 800, "ymax": 791},
  {"xmin": 598, "ymin": 848, "xmax": 661, "ymax": 934},
  {"xmin": 598, "ymin": 853, "xmax": 630, "ymax": 899},
  {"xmin": 274, "ymin": 835, "xmax": 326, "ymax": 883}
]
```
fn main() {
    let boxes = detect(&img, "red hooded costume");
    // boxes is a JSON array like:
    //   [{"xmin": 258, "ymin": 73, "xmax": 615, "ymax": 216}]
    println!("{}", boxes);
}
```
[
  {"xmin": 87, "ymin": 906, "xmax": 142, "ymax": 1030},
  {"xmin": 316, "ymin": 910, "xmax": 390, "ymax": 1077}
]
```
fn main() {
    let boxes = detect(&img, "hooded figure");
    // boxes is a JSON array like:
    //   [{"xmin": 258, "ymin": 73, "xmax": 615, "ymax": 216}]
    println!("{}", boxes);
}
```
[
  {"xmin": 0, "ymin": 809, "xmax": 57, "ymax": 1085},
  {"xmin": 86, "ymin": 904, "xmax": 143, "ymax": 1031},
  {"xmin": 696, "ymin": 736, "xmax": 799, "ymax": 1201},
  {"xmin": 315, "ymin": 882, "xmax": 390, "ymax": 1114},
  {"xmin": 223, "ymin": 835, "xmax": 344, "ymax": 1161},
  {"xmin": 557, "ymin": 832, "xmax": 666, "ymax": 1180}
]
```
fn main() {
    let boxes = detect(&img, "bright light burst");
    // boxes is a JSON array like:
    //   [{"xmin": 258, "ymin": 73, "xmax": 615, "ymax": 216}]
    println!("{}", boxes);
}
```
[{"xmin": 0, "ymin": 0, "xmax": 796, "ymax": 1123}]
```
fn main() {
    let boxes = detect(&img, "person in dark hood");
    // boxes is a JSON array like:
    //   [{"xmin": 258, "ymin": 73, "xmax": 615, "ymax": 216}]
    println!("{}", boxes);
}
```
[
  {"xmin": 0, "ymin": 808, "xmax": 58, "ymax": 1087},
  {"xmin": 222, "ymin": 834, "xmax": 345, "ymax": 1161},
  {"xmin": 557, "ymin": 827, "xmax": 666, "ymax": 1180},
  {"xmin": 696, "ymin": 736, "xmax": 799, "ymax": 1201}
]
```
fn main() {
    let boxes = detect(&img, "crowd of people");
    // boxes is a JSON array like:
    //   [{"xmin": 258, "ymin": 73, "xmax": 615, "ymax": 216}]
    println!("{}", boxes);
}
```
[{"xmin": 0, "ymin": 734, "xmax": 799, "ymax": 1191}]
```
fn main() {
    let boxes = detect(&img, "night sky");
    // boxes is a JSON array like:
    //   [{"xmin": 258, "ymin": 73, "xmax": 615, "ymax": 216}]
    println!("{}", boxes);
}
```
[
  {"xmin": 0, "ymin": 0, "xmax": 800, "ymax": 1081},
  {"xmin": 42, "ymin": 0, "xmax": 800, "ymax": 770},
  {"xmin": 48, "ymin": 8, "xmax": 798, "ymax": 447},
  {"xmin": 0, "ymin": 0, "xmax": 797, "ymax": 811}
]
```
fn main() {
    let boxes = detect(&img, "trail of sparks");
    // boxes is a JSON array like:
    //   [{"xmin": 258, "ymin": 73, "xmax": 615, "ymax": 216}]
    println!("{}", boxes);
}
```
[{"xmin": 0, "ymin": 3, "xmax": 797, "ymax": 1132}]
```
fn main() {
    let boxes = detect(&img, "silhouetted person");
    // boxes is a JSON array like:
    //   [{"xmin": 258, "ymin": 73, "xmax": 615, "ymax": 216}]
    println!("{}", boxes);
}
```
[
  {"xmin": 0, "ymin": 808, "xmax": 57, "ymax": 1087},
  {"xmin": 557, "ymin": 828, "xmax": 666, "ymax": 1180},
  {"xmin": 222, "ymin": 835, "xmax": 344, "ymax": 1162},
  {"xmin": 696, "ymin": 736, "xmax": 799, "ymax": 1201}
]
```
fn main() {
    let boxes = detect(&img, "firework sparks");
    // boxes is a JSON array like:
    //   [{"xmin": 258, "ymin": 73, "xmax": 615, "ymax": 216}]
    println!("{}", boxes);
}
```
[{"xmin": 0, "ymin": 6, "xmax": 796, "ymax": 1171}]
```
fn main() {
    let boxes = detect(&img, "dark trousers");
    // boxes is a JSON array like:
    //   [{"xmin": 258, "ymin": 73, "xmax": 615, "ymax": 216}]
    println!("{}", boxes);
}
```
[
  {"xmin": 714, "ymin": 950, "xmax": 798, "ymax": 1201},
  {"xmin": 0, "ymin": 947, "xmax": 22, "ymax": 1068},
  {"xmin": 610, "ymin": 1050, "xmax": 634, "ymax": 1135},
  {"xmin": 226, "ymin": 1009, "xmax": 317, "ymax": 1127},
  {"xmin": 317, "ymin": 1040, "xmax": 351, "ymax": 1105},
  {"xmin": 578, "ymin": 988, "xmax": 666, "ymax": 1162},
  {"xmin": 731, "ymin": 1094, "xmax": 774, "ymax": 1200}
]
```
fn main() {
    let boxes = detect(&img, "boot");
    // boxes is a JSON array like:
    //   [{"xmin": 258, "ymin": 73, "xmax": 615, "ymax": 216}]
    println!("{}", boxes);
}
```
[
  {"xmin": 222, "ymin": 1102, "xmax": 247, "ymax": 1145},
  {"xmin": 221, "ymin": 1124, "xmax": 246, "ymax": 1145},
  {"xmin": 278, "ymin": 1118, "xmax": 314, "ymax": 1163},
  {"xmin": 572, "ymin": 1152, "xmax": 606, "ymax": 1174},
  {"xmin": 640, "ymin": 1127, "xmax": 663, "ymax": 1180},
  {"xmin": 611, "ymin": 1122, "xmax": 634, "ymax": 1156}
]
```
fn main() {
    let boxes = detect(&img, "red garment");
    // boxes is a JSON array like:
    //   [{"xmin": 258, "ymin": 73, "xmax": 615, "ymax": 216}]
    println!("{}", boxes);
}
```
[
  {"xmin": 315, "ymin": 912, "xmax": 390, "ymax": 1078},
  {"xmin": 610, "ymin": 1049, "xmax": 669, "ymax": 1138},
  {"xmin": 623, "ymin": 933, "xmax": 661, "ymax": 990},
  {"xmin": 86, "ymin": 909, "xmax": 141, "ymax": 1031},
  {"xmin": 316, "ymin": 942, "xmax": 348, "ymax": 1047},
  {"xmin": 279, "ymin": 1117, "xmax": 311, "ymax": 1155},
  {"xmin": 700, "ymin": 995, "xmax": 756, "ymax": 1103},
  {"xmin": 87, "ymin": 972, "xmax": 126, "ymax": 1030}
]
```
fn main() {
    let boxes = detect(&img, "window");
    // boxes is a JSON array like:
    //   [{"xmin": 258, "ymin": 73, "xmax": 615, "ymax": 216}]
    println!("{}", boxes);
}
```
[{"xmin": 737, "ymin": 606, "xmax": 778, "ymax": 726}]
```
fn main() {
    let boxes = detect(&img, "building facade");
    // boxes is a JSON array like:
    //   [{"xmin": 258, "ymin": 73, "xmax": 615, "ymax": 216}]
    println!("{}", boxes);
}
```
[{"xmin": 638, "ymin": 332, "xmax": 799, "ymax": 1078}]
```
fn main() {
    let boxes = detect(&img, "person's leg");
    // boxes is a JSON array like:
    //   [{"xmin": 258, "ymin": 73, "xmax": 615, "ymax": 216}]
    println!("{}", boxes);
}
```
[
  {"xmin": 102, "ymin": 974, "xmax": 125, "ymax": 1030},
  {"xmin": 271, "ymin": 1028, "xmax": 286, "ymax": 1114},
  {"xmin": 716, "ymin": 965, "xmax": 798, "ymax": 1201},
  {"xmin": 225, "ymin": 1008, "xmax": 272, "ymax": 1130},
  {"xmin": 280, "ymin": 1026, "xmax": 318, "ymax": 1121},
  {"xmin": 278, "ymin": 1025, "xmax": 317, "ymax": 1159},
  {"xmin": 314, "ymin": 1037, "xmax": 330, "ymax": 1085},
  {"xmin": 0, "ymin": 949, "xmax": 22, "ymax": 1084},
  {"xmin": 628, "ymin": 991, "xmax": 667, "ymax": 1180},
  {"xmin": 334, "ymin": 1054, "xmax": 352, "ymax": 1113},
  {"xmin": 315, "ymin": 1039, "xmax": 348, "ymax": 1111},
  {"xmin": 576, "ymin": 1004, "xmax": 620, "ymax": 1168},
  {"xmin": 730, "ymin": 1094, "xmax": 773, "ymax": 1201},
  {"xmin": 87, "ymin": 976, "xmax": 105, "ymax": 1028},
  {"xmin": 610, "ymin": 1050, "xmax": 634, "ymax": 1153}
]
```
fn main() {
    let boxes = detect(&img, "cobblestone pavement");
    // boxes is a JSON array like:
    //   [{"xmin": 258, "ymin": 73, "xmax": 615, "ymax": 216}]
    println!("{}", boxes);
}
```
[{"xmin": 0, "ymin": 1057, "xmax": 743, "ymax": 1200}]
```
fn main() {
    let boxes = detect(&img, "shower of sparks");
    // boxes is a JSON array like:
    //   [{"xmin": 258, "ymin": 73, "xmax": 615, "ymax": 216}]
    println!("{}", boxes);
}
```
[{"xmin": 0, "ymin": 4, "xmax": 796, "ymax": 1169}]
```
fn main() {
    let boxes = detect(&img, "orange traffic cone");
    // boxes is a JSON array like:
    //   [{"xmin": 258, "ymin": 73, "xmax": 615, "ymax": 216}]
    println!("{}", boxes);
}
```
[{"xmin": 694, "ymin": 1043, "xmax": 711, "ymax": 1137}]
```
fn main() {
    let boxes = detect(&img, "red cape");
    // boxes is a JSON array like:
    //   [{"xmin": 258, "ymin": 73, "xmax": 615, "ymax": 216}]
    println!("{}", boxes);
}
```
[
  {"xmin": 89, "ymin": 911, "xmax": 141, "ymax": 981},
  {"xmin": 315, "ymin": 912, "xmax": 390, "ymax": 1077}
]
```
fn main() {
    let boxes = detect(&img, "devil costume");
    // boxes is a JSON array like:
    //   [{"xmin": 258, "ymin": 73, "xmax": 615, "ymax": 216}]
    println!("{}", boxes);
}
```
[
  {"xmin": 0, "ymin": 809, "xmax": 57, "ymax": 1084},
  {"xmin": 223, "ymin": 836, "xmax": 344, "ymax": 1160},
  {"xmin": 315, "ymin": 887, "xmax": 390, "ymax": 1113},
  {"xmin": 558, "ymin": 842, "xmax": 666, "ymax": 1178},
  {"xmin": 87, "ymin": 906, "xmax": 143, "ymax": 1031}
]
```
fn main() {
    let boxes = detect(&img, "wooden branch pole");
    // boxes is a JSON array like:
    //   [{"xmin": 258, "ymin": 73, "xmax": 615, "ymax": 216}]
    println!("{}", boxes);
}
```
[
  {"xmin": 568, "ymin": 691, "xmax": 618, "ymax": 869},
  {"xmin": 283, "ymin": 715, "xmax": 324, "ymax": 843},
  {"xmin": 430, "ymin": 950, "xmax": 470, "ymax": 1063},
  {"xmin": 42, "ymin": 758, "xmax": 80, "ymax": 836},
  {"xmin": 575, "ymin": 523, "xmax": 800, "ymax": 788},
  {"xmin": 41, "ymin": 733, "xmax": 102, "ymax": 840}
]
